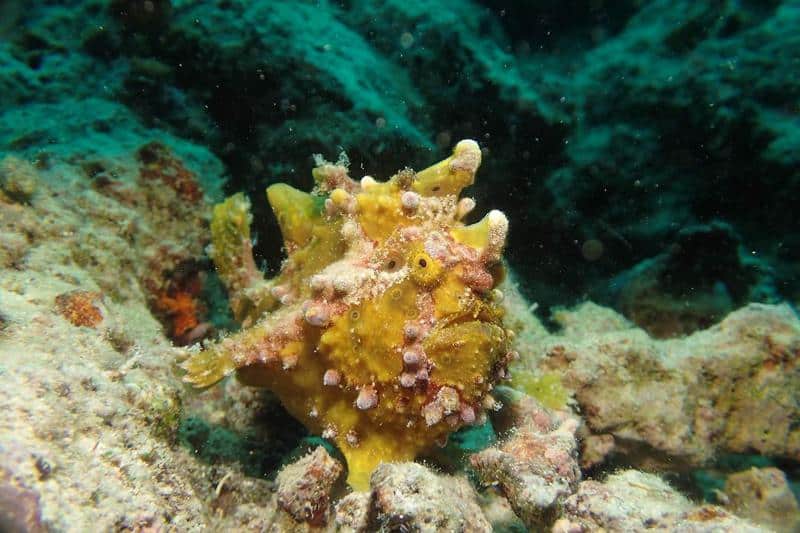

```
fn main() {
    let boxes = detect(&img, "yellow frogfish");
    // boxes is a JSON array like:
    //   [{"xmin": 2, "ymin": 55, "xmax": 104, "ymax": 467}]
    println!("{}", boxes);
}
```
[{"xmin": 183, "ymin": 139, "xmax": 514, "ymax": 489}]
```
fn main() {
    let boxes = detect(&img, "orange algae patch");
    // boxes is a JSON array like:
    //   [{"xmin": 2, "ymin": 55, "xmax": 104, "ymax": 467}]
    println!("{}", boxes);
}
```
[
  {"xmin": 54, "ymin": 290, "xmax": 103, "ymax": 328},
  {"xmin": 156, "ymin": 291, "xmax": 200, "ymax": 337},
  {"xmin": 153, "ymin": 268, "xmax": 209, "ymax": 343}
]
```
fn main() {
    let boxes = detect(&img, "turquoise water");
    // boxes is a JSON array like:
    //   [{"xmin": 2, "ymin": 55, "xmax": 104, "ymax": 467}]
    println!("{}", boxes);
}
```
[{"xmin": 3, "ymin": 1, "xmax": 797, "ymax": 317}]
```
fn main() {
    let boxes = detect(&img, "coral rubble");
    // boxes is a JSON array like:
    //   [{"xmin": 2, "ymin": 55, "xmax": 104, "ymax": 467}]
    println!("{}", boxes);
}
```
[
  {"xmin": 0, "ymin": 142, "xmax": 226, "ymax": 530},
  {"xmin": 471, "ymin": 388, "xmax": 581, "ymax": 529},
  {"xmin": 184, "ymin": 140, "xmax": 514, "ymax": 489},
  {"xmin": 335, "ymin": 462, "xmax": 491, "ymax": 532},
  {"xmin": 554, "ymin": 470, "xmax": 767, "ymax": 532},
  {"xmin": 723, "ymin": 467, "xmax": 800, "ymax": 533},
  {"xmin": 0, "ymin": 140, "xmax": 796, "ymax": 529},
  {"xmin": 512, "ymin": 301, "xmax": 800, "ymax": 470},
  {"xmin": 275, "ymin": 446, "xmax": 343, "ymax": 527}
]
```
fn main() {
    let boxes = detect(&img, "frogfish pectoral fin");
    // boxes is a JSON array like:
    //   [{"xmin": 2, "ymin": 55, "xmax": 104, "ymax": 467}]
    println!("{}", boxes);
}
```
[{"xmin": 181, "ymin": 347, "xmax": 236, "ymax": 388}]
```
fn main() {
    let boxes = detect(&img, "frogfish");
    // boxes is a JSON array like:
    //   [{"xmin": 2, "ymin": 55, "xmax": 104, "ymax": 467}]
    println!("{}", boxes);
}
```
[{"xmin": 183, "ymin": 139, "xmax": 514, "ymax": 489}]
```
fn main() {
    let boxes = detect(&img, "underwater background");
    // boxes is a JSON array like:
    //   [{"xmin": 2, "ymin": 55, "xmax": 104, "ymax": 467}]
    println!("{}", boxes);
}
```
[{"xmin": 0, "ymin": 0, "xmax": 798, "ymax": 531}]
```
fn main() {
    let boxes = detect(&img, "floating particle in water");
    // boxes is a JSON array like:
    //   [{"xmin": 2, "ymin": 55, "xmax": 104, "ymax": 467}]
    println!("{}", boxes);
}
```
[
  {"xmin": 581, "ymin": 239, "xmax": 604, "ymax": 261},
  {"xmin": 400, "ymin": 32, "xmax": 415, "ymax": 49}
]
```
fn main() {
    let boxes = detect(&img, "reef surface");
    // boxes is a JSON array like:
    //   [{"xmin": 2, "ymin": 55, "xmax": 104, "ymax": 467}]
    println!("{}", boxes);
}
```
[{"xmin": 1, "ymin": 133, "xmax": 797, "ymax": 531}]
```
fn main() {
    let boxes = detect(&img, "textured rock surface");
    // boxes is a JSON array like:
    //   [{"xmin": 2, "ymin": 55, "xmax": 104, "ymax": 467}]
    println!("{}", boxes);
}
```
[
  {"xmin": 0, "ymin": 145, "xmax": 285, "ymax": 530},
  {"xmin": 275, "ymin": 447, "xmax": 343, "ymax": 527},
  {"xmin": 471, "ymin": 389, "xmax": 581, "ymax": 529},
  {"xmin": 554, "ymin": 470, "xmax": 767, "ymax": 532},
  {"xmin": 723, "ymin": 467, "xmax": 800, "ymax": 533},
  {"xmin": 336, "ymin": 462, "xmax": 492, "ymax": 532},
  {"xmin": 513, "ymin": 301, "xmax": 800, "ymax": 469}
]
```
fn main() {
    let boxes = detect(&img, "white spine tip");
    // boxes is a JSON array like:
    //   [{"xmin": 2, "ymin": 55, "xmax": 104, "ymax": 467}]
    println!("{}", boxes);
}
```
[
  {"xmin": 303, "ymin": 305, "xmax": 330, "ymax": 327},
  {"xmin": 403, "ymin": 323, "xmax": 420, "ymax": 341},
  {"xmin": 454, "ymin": 139, "xmax": 480, "ymax": 156},
  {"xmin": 456, "ymin": 197, "xmax": 476, "ymax": 219},
  {"xmin": 484, "ymin": 210, "xmax": 509, "ymax": 262},
  {"xmin": 323, "ymin": 369, "xmax": 341, "ymax": 387},
  {"xmin": 360, "ymin": 175, "xmax": 377, "ymax": 189},
  {"xmin": 399, "ymin": 373, "xmax": 416, "ymax": 388},
  {"xmin": 355, "ymin": 386, "xmax": 378, "ymax": 410},
  {"xmin": 402, "ymin": 349, "xmax": 420, "ymax": 366},
  {"xmin": 452, "ymin": 139, "xmax": 482, "ymax": 171},
  {"xmin": 401, "ymin": 191, "xmax": 420, "ymax": 211},
  {"xmin": 487, "ymin": 209, "xmax": 508, "ymax": 231}
]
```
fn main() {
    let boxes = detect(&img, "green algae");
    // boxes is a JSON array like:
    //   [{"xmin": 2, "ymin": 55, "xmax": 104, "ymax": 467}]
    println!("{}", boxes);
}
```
[
  {"xmin": 177, "ymin": 416, "xmax": 306, "ymax": 478},
  {"xmin": 509, "ymin": 371, "xmax": 570, "ymax": 411},
  {"xmin": 139, "ymin": 388, "xmax": 183, "ymax": 444}
]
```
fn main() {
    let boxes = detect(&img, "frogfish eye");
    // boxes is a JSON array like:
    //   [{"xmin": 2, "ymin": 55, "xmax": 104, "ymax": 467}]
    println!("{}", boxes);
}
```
[{"xmin": 409, "ymin": 251, "xmax": 442, "ymax": 287}]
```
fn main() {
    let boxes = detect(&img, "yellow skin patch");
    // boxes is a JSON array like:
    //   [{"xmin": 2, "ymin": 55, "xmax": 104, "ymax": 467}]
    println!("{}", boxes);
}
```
[
  {"xmin": 320, "ymin": 282, "xmax": 415, "ymax": 384},
  {"xmin": 184, "ymin": 140, "xmax": 512, "ymax": 489},
  {"xmin": 355, "ymin": 180, "xmax": 407, "ymax": 242}
]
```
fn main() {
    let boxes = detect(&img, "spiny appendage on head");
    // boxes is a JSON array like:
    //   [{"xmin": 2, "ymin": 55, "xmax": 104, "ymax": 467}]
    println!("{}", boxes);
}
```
[
  {"xmin": 207, "ymin": 192, "xmax": 276, "ymax": 325},
  {"xmin": 183, "ymin": 139, "xmax": 514, "ymax": 489}
]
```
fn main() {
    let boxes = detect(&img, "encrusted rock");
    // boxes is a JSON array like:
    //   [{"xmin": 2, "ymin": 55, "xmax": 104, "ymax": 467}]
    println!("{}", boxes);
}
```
[
  {"xmin": 723, "ymin": 467, "xmax": 800, "ymax": 533},
  {"xmin": 555, "ymin": 470, "xmax": 768, "ymax": 532},
  {"xmin": 0, "ymin": 156, "xmax": 37, "ymax": 204},
  {"xmin": 471, "ymin": 389, "xmax": 580, "ymax": 529},
  {"xmin": 0, "ymin": 466, "xmax": 45, "ymax": 533},
  {"xmin": 54, "ymin": 290, "xmax": 104, "ymax": 328},
  {"xmin": 333, "ymin": 492, "xmax": 371, "ymax": 533},
  {"xmin": 513, "ymin": 302, "xmax": 800, "ymax": 469},
  {"xmin": 334, "ymin": 462, "xmax": 492, "ymax": 532},
  {"xmin": 275, "ymin": 446, "xmax": 343, "ymax": 527}
]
